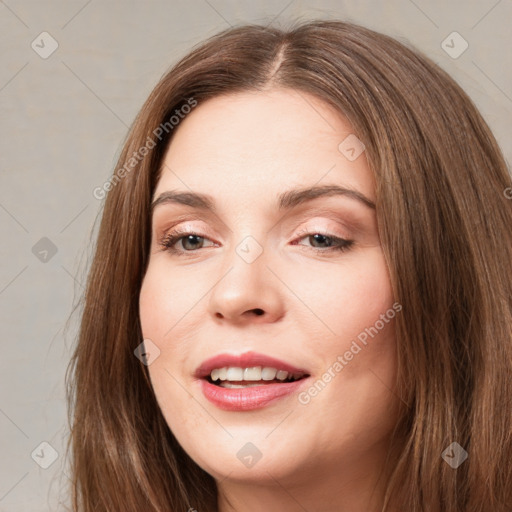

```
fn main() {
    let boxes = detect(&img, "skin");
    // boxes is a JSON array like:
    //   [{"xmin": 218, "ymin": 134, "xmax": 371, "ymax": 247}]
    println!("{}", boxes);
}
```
[{"xmin": 139, "ymin": 88, "xmax": 401, "ymax": 511}]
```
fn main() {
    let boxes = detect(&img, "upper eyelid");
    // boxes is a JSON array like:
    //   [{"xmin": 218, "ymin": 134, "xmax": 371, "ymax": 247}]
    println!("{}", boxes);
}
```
[{"xmin": 151, "ymin": 200, "xmax": 373, "ymax": 229}]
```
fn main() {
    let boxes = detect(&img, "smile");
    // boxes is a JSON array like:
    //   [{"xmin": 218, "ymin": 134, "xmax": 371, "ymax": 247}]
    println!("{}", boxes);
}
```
[{"xmin": 195, "ymin": 352, "xmax": 311, "ymax": 410}]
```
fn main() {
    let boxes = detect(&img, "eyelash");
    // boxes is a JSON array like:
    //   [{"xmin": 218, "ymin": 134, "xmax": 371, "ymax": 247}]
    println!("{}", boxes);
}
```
[{"xmin": 158, "ymin": 228, "xmax": 355, "ymax": 256}]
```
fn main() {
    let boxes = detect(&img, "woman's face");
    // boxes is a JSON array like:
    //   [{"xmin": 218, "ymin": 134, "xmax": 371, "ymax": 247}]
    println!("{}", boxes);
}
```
[{"xmin": 139, "ymin": 88, "xmax": 400, "ymax": 495}]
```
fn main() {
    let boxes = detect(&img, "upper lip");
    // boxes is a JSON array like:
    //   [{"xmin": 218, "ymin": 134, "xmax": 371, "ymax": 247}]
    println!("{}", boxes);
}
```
[{"xmin": 194, "ymin": 351, "xmax": 310, "ymax": 379}]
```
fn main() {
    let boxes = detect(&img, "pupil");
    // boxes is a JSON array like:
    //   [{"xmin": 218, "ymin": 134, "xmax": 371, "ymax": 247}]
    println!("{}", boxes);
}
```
[
  {"xmin": 311, "ymin": 234, "xmax": 330, "ymax": 247},
  {"xmin": 183, "ymin": 235, "xmax": 202, "ymax": 250}
]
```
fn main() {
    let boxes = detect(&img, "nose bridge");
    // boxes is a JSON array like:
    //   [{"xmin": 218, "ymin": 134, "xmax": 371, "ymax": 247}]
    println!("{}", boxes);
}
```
[
  {"xmin": 217, "ymin": 230, "xmax": 269, "ymax": 297},
  {"xmin": 223, "ymin": 210, "xmax": 271, "ymax": 268},
  {"xmin": 207, "ymin": 226, "xmax": 283, "ymax": 321}
]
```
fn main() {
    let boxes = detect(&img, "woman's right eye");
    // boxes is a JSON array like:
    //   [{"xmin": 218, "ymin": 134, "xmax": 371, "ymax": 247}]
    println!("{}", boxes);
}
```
[{"xmin": 159, "ymin": 230, "xmax": 216, "ymax": 255}]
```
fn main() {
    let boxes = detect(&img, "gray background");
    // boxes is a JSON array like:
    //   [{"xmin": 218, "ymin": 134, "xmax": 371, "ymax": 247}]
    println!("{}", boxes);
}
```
[{"xmin": 0, "ymin": 1, "xmax": 510, "ymax": 510}]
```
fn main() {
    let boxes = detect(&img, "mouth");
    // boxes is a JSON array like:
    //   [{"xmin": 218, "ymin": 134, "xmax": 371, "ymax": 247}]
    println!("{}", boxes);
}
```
[{"xmin": 195, "ymin": 352, "xmax": 311, "ymax": 411}]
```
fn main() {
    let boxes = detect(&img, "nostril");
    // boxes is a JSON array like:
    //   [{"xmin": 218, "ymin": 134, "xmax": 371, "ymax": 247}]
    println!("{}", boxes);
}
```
[{"xmin": 253, "ymin": 308, "xmax": 264, "ymax": 316}]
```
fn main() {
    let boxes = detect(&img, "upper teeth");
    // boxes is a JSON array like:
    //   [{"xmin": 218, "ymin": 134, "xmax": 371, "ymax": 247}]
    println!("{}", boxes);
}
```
[{"xmin": 210, "ymin": 366, "xmax": 301, "ymax": 382}]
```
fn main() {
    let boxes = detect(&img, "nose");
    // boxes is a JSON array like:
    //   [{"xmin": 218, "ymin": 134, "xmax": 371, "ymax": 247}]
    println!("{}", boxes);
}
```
[{"xmin": 207, "ymin": 244, "xmax": 285, "ymax": 325}]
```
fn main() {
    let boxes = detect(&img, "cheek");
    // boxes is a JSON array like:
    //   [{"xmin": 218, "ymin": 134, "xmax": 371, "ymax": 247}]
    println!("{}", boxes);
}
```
[
  {"xmin": 139, "ymin": 274, "xmax": 195, "ymax": 432},
  {"xmin": 288, "ymin": 249, "xmax": 398, "ymax": 402},
  {"xmin": 139, "ymin": 261, "xmax": 201, "ymax": 338},
  {"xmin": 139, "ymin": 263, "xmax": 206, "ymax": 414},
  {"xmin": 283, "ymin": 248, "xmax": 395, "ymax": 341}
]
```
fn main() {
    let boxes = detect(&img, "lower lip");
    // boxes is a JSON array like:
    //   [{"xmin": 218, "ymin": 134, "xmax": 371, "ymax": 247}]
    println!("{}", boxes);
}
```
[{"xmin": 199, "ymin": 378, "xmax": 309, "ymax": 411}]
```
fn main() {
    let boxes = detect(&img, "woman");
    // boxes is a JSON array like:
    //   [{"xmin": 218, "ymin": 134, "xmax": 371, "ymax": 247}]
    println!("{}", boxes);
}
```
[{"xmin": 66, "ymin": 19, "xmax": 512, "ymax": 511}]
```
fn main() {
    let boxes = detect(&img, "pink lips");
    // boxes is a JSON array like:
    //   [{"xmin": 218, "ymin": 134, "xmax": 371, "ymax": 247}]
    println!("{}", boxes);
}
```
[{"xmin": 195, "ymin": 351, "xmax": 310, "ymax": 411}]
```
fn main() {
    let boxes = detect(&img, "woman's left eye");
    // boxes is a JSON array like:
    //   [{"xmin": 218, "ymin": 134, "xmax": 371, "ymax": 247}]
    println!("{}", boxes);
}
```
[
  {"xmin": 158, "ymin": 230, "xmax": 354, "ymax": 256},
  {"xmin": 294, "ymin": 232, "xmax": 355, "ymax": 253}
]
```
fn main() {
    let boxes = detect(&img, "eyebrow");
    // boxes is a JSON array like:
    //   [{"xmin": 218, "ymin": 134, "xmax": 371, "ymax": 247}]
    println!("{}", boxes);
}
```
[{"xmin": 151, "ymin": 184, "xmax": 376, "ymax": 214}]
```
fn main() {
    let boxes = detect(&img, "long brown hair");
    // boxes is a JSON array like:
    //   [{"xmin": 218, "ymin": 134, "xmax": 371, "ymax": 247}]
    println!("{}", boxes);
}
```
[{"xmin": 65, "ymin": 19, "xmax": 512, "ymax": 511}]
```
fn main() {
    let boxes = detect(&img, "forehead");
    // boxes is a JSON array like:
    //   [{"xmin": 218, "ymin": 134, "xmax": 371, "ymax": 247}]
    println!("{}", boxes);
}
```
[{"xmin": 154, "ymin": 88, "xmax": 375, "ymax": 206}]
